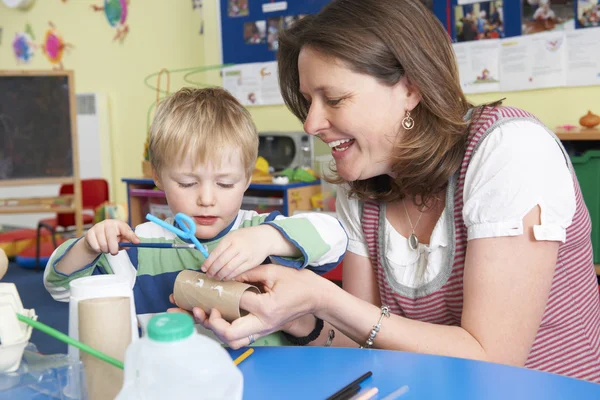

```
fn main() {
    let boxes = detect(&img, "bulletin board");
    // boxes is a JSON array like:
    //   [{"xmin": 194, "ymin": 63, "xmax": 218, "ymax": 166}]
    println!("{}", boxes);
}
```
[
  {"xmin": 450, "ymin": 0, "xmax": 580, "ymax": 43},
  {"xmin": 219, "ymin": 0, "xmax": 452, "ymax": 65}
]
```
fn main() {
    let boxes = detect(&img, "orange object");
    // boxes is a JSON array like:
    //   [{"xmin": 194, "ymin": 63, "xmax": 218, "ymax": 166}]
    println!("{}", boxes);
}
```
[
  {"xmin": 579, "ymin": 111, "xmax": 600, "ymax": 128},
  {"xmin": 233, "ymin": 348, "xmax": 254, "ymax": 365}
]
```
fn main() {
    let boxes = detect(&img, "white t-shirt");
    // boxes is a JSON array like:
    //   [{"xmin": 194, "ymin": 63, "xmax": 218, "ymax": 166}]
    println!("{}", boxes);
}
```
[
  {"xmin": 533, "ymin": 7, "xmax": 556, "ymax": 20},
  {"xmin": 337, "ymin": 120, "xmax": 576, "ymax": 288}
]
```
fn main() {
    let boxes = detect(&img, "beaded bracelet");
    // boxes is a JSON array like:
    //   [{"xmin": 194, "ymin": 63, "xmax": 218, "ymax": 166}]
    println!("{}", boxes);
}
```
[
  {"xmin": 360, "ymin": 306, "xmax": 390, "ymax": 349},
  {"xmin": 282, "ymin": 317, "xmax": 324, "ymax": 346}
]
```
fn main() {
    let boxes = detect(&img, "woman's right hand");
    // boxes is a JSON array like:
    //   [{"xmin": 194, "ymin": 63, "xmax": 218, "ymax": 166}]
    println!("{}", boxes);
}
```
[
  {"xmin": 193, "ymin": 264, "xmax": 336, "ymax": 349},
  {"xmin": 84, "ymin": 219, "xmax": 140, "ymax": 256}
]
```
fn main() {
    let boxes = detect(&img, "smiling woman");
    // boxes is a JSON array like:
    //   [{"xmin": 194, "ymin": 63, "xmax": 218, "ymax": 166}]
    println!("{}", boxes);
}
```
[{"xmin": 194, "ymin": 0, "xmax": 600, "ymax": 384}]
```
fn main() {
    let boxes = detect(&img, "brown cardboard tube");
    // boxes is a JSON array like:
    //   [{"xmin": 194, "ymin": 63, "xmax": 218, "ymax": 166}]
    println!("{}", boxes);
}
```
[
  {"xmin": 173, "ymin": 270, "xmax": 260, "ymax": 322},
  {"xmin": 78, "ymin": 297, "xmax": 131, "ymax": 400}
]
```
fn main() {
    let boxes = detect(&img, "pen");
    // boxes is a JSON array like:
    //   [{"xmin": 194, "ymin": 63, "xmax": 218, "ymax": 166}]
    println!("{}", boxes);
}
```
[
  {"xmin": 327, "ymin": 371, "xmax": 373, "ymax": 400},
  {"xmin": 336, "ymin": 384, "xmax": 360, "ymax": 400},
  {"xmin": 118, "ymin": 242, "xmax": 196, "ymax": 249}
]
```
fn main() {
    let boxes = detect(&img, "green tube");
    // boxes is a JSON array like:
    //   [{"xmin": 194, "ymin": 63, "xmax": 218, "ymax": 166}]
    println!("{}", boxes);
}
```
[{"xmin": 17, "ymin": 314, "xmax": 124, "ymax": 370}]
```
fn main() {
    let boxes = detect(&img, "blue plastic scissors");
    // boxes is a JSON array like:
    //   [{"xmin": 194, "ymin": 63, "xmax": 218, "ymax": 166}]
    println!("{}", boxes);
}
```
[{"xmin": 145, "ymin": 212, "xmax": 210, "ymax": 258}]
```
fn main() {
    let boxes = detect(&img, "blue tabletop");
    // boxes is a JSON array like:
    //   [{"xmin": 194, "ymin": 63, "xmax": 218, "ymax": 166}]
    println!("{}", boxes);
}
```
[
  {"xmin": 5, "ymin": 346, "xmax": 600, "ymax": 399},
  {"xmin": 229, "ymin": 346, "xmax": 600, "ymax": 399}
]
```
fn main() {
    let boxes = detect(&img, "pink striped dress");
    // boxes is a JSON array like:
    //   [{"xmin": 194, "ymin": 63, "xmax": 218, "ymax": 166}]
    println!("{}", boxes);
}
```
[{"xmin": 361, "ymin": 106, "xmax": 600, "ymax": 382}]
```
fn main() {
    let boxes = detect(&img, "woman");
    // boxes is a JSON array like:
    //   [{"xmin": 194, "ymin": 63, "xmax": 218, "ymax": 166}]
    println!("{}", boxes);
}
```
[{"xmin": 191, "ymin": 0, "xmax": 600, "ymax": 381}]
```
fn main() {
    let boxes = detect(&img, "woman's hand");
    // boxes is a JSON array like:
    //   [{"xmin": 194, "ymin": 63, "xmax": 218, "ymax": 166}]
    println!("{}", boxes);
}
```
[{"xmin": 193, "ymin": 264, "xmax": 335, "ymax": 349}]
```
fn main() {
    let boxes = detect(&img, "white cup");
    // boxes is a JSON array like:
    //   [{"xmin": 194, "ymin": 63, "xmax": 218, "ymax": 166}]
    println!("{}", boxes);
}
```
[{"xmin": 68, "ymin": 275, "xmax": 138, "ymax": 363}]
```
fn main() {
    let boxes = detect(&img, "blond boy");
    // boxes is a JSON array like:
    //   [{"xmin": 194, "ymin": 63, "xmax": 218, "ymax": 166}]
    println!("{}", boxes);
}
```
[{"xmin": 43, "ymin": 87, "xmax": 347, "ymax": 334}]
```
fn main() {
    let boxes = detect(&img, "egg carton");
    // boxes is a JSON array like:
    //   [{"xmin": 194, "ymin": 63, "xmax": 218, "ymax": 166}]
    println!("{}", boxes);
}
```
[{"xmin": 0, "ymin": 283, "xmax": 37, "ymax": 373}]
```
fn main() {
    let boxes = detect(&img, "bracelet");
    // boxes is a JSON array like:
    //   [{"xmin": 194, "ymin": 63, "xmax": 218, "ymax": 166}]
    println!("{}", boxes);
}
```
[
  {"xmin": 282, "ymin": 317, "xmax": 324, "ymax": 346},
  {"xmin": 325, "ymin": 329, "xmax": 335, "ymax": 347},
  {"xmin": 360, "ymin": 305, "xmax": 390, "ymax": 349}
]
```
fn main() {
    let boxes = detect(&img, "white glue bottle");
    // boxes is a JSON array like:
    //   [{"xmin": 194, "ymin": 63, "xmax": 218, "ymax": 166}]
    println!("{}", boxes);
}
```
[{"xmin": 116, "ymin": 312, "xmax": 243, "ymax": 400}]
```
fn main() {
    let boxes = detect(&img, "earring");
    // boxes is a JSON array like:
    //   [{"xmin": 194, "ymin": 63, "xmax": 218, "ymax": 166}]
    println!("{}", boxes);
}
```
[{"xmin": 402, "ymin": 110, "xmax": 414, "ymax": 130}]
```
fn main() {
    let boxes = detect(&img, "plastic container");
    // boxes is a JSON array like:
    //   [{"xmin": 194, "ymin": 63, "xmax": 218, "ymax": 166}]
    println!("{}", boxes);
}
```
[
  {"xmin": 116, "ymin": 313, "xmax": 243, "ymax": 400},
  {"xmin": 0, "ymin": 344, "xmax": 87, "ymax": 400},
  {"xmin": 570, "ymin": 150, "xmax": 600, "ymax": 263}
]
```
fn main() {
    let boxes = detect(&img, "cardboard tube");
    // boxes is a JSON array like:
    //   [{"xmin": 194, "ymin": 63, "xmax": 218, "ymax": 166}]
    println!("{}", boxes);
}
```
[
  {"xmin": 173, "ymin": 270, "xmax": 260, "ymax": 322},
  {"xmin": 78, "ymin": 297, "xmax": 131, "ymax": 400}
]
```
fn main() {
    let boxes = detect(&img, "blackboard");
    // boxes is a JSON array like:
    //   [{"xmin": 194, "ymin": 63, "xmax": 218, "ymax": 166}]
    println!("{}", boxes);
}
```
[{"xmin": 0, "ymin": 72, "xmax": 75, "ymax": 182}]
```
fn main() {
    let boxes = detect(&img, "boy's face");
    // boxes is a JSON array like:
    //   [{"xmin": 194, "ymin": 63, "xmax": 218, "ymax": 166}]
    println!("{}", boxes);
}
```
[{"xmin": 153, "ymin": 151, "xmax": 251, "ymax": 240}]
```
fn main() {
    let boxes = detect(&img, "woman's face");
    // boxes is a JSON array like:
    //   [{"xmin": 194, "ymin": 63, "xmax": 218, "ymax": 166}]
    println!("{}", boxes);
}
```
[{"xmin": 298, "ymin": 46, "xmax": 420, "ymax": 181}]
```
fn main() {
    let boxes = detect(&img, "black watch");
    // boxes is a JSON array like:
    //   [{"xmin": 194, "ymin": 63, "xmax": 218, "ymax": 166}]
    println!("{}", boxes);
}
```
[{"xmin": 282, "ymin": 317, "xmax": 324, "ymax": 346}]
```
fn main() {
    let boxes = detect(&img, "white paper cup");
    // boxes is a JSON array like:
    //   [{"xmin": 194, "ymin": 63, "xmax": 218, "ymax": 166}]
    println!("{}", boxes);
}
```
[{"xmin": 68, "ymin": 275, "xmax": 138, "ymax": 363}]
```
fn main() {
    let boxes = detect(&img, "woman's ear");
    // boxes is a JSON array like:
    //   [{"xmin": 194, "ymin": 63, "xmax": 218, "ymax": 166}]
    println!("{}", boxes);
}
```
[
  {"xmin": 395, "ymin": 76, "xmax": 422, "ymax": 112},
  {"xmin": 152, "ymin": 168, "xmax": 164, "ymax": 190}
]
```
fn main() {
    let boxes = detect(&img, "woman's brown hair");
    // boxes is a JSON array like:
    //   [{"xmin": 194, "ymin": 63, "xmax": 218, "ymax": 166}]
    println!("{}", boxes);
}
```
[{"xmin": 278, "ymin": 0, "xmax": 473, "ymax": 205}]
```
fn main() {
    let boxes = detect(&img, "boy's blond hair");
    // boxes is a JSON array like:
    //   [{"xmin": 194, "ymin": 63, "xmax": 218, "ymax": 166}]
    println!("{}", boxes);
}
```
[{"xmin": 149, "ymin": 87, "xmax": 258, "ymax": 177}]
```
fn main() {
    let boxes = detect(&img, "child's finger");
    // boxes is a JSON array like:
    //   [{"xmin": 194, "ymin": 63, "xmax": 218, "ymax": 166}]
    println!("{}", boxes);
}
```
[
  {"xmin": 85, "ymin": 231, "xmax": 100, "ymax": 253},
  {"xmin": 221, "ymin": 259, "xmax": 252, "ymax": 281},
  {"xmin": 201, "ymin": 240, "xmax": 231, "ymax": 272},
  {"xmin": 106, "ymin": 224, "xmax": 121, "ymax": 255},
  {"xmin": 96, "ymin": 225, "xmax": 110, "ymax": 253},
  {"xmin": 120, "ymin": 224, "xmax": 140, "ymax": 244},
  {"xmin": 205, "ymin": 248, "xmax": 239, "ymax": 278},
  {"xmin": 215, "ymin": 253, "xmax": 246, "ymax": 280}
]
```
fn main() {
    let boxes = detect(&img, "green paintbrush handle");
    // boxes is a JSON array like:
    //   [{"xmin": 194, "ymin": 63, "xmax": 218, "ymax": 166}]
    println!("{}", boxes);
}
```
[{"xmin": 17, "ymin": 313, "xmax": 124, "ymax": 370}]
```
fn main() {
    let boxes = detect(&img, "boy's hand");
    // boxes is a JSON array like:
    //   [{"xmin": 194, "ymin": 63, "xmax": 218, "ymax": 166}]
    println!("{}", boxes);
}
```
[
  {"xmin": 84, "ymin": 219, "xmax": 140, "ymax": 256},
  {"xmin": 202, "ymin": 225, "xmax": 280, "ymax": 280}
]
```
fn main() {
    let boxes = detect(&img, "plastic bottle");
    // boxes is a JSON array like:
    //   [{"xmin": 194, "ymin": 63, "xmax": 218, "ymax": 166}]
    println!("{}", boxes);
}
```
[{"xmin": 116, "ymin": 313, "xmax": 243, "ymax": 400}]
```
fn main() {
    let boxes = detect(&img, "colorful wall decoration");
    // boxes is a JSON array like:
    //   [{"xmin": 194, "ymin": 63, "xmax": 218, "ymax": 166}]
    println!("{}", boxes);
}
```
[
  {"xmin": 41, "ymin": 21, "xmax": 72, "ymax": 69},
  {"xmin": 91, "ymin": 0, "xmax": 129, "ymax": 42}
]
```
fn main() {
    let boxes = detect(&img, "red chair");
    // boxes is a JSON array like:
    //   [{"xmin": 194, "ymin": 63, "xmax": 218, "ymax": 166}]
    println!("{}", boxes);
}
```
[{"xmin": 35, "ymin": 179, "xmax": 109, "ymax": 268}]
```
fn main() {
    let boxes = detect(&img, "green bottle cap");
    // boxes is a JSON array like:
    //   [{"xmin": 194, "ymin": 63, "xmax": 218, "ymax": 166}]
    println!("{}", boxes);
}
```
[{"xmin": 147, "ymin": 313, "xmax": 194, "ymax": 342}]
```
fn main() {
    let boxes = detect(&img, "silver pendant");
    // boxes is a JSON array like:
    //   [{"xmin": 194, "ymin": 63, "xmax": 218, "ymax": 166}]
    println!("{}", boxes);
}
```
[{"xmin": 408, "ymin": 233, "xmax": 419, "ymax": 250}]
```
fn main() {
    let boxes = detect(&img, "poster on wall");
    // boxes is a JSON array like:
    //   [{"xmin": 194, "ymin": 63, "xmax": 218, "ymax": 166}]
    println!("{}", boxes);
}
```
[
  {"xmin": 576, "ymin": 0, "xmax": 600, "ymax": 28},
  {"xmin": 565, "ymin": 26, "xmax": 600, "ymax": 86},
  {"xmin": 219, "ymin": 0, "xmax": 450, "ymax": 65},
  {"xmin": 453, "ymin": 40, "xmax": 501, "ymax": 93},
  {"xmin": 454, "ymin": 1, "xmax": 504, "ymax": 42},
  {"xmin": 228, "ymin": 0, "xmax": 249, "ymax": 17},
  {"xmin": 222, "ymin": 61, "xmax": 283, "ymax": 106},
  {"xmin": 499, "ymin": 31, "xmax": 567, "ymax": 92},
  {"xmin": 521, "ymin": 0, "xmax": 575, "ymax": 35}
]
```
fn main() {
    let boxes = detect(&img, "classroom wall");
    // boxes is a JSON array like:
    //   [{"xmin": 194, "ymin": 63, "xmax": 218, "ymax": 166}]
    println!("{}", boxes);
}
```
[
  {"xmin": 201, "ymin": 1, "xmax": 600, "ymax": 160},
  {"xmin": 0, "ymin": 0, "xmax": 205, "ymax": 210},
  {"xmin": 1, "ymin": 0, "xmax": 599, "ymax": 211}
]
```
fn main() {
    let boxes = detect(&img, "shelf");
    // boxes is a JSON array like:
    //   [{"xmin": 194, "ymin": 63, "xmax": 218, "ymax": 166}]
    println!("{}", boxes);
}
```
[
  {"xmin": 0, "ymin": 204, "xmax": 76, "ymax": 214},
  {"xmin": 130, "ymin": 188, "xmax": 166, "ymax": 198},
  {"xmin": 555, "ymin": 127, "xmax": 600, "ymax": 141},
  {"xmin": 243, "ymin": 196, "xmax": 284, "ymax": 206},
  {"xmin": 0, "ymin": 195, "xmax": 76, "ymax": 214}
]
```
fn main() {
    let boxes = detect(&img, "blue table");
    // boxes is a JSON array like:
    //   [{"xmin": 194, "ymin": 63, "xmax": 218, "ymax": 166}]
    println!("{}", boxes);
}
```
[
  {"xmin": 5, "ymin": 346, "xmax": 600, "ymax": 399},
  {"xmin": 229, "ymin": 347, "xmax": 600, "ymax": 399}
]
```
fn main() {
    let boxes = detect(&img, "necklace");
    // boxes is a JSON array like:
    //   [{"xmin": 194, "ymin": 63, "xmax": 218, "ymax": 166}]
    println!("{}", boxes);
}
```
[{"xmin": 402, "ymin": 199, "xmax": 424, "ymax": 251}]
